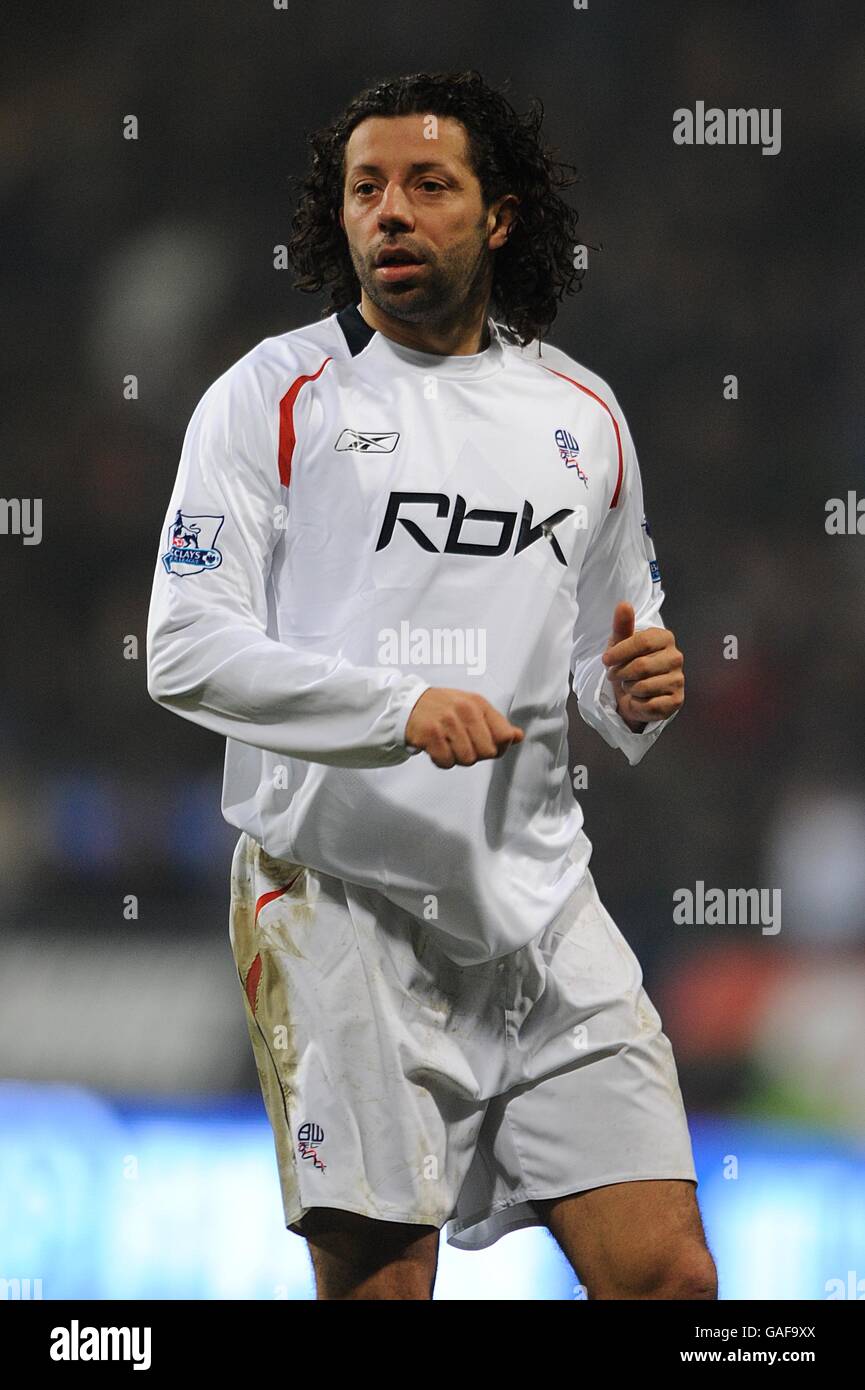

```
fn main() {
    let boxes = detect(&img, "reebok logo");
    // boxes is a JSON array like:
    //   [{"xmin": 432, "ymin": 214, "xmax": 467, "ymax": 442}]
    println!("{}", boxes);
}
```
[
  {"xmin": 375, "ymin": 491, "xmax": 582, "ymax": 566},
  {"xmin": 335, "ymin": 428, "xmax": 400, "ymax": 453}
]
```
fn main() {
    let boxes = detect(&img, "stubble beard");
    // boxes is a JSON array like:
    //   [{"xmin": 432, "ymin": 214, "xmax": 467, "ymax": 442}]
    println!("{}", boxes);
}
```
[{"xmin": 350, "ymin": 225, "xmax": 492, "ymax": 330}]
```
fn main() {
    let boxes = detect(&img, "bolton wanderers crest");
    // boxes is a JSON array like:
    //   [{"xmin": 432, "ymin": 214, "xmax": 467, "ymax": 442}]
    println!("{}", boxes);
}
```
[{"xmin": 555, "ymin": 427, "xmax": 589, "ymax": 487}]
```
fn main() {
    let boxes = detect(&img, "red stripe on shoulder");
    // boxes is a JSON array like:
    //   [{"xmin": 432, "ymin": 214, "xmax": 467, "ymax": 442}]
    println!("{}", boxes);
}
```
[
  {"xmin": 277, "ymin": 358, "xmax": 332, "ymax": 487},
  {"xmin": 540, "ymin": 365, "xmax": 625, "ymax": 509}
]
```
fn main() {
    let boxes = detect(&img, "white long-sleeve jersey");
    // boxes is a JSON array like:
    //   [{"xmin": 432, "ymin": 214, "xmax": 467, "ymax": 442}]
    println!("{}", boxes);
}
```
[{"xmin": 146, "ymin": 303, "xmax": 676, "ymax": 965}]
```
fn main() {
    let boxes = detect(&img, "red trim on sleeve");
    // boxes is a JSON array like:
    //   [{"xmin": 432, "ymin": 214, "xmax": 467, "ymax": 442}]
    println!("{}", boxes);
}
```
[
  {"xmin": 277, "ymin": 358, "xmax": 332, "ymax": 487},
  {"xmin": 540, "ymin": 365, "xmax": 625, "ymax": 509}
]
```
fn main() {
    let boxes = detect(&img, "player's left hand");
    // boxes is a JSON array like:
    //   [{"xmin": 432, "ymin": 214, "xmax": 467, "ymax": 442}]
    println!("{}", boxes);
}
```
[{"xmin": 601, "ymin": 601, "xmax": 684, "ymax": 731}]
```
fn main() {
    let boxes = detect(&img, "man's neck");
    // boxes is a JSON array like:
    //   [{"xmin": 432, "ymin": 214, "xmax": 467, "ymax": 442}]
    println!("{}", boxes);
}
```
[{"xmin": 358, "ymin": 291, "xmax": 491, "ymax": 356}]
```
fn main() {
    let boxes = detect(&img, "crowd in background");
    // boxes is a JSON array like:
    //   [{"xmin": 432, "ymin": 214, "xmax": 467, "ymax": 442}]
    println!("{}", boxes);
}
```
[{"xmin": 2, "ymin": 0, "xmax": 862, "ymax": 1120}]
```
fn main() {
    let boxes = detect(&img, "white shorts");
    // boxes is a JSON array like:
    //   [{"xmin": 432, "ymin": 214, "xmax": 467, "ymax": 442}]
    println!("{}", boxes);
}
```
[{"xmin": 228, "ymin": 830, "xmax": 698, "ymax": 1252}]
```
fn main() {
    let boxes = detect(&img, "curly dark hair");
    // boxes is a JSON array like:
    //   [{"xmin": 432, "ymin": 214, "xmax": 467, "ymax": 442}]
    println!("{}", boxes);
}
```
[{"xmin": 286, "ymin": 70, "xmax": 588, "ymax": 348}]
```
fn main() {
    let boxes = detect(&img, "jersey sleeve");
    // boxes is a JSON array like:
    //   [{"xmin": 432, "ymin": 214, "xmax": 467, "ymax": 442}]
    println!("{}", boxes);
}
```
[
  {"xmin": 146, "ymin": 358, "xmax": 430, "ymax": 768},
  {"xmin": 569, "ymin": 399, "xmax": 678, "ymax": 766}
]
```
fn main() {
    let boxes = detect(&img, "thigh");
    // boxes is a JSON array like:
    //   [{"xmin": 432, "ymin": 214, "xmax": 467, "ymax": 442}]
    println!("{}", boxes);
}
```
[
  {"xmin": 535, "ymin": 1179, "xmax": 715, "ymax": 1299},
  {"xmin": 447, "ymin": 872, "xmax": 699, "ymax": 1252},
  {"xmin": 299, "ymin": 1208, "xmax": 440, "ymax": 1300},
  {"xmin": 229, "ymin": 835, "xmax": 494, "ymax": 1240}
]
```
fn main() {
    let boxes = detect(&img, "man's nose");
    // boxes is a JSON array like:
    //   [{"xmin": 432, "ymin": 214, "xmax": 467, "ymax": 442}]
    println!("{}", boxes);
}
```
[{"xmin": 377, "ymin": 181, "xmax": 414, "ymax": 227}]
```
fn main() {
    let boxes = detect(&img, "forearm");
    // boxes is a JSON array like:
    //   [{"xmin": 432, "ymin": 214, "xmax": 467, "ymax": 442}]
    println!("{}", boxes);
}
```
[{"xmin": 146, "ymin": 611, "xmax": 430, "ymax": 767}]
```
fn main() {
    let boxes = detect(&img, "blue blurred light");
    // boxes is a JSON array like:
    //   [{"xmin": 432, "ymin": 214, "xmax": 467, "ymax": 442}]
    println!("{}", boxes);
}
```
[{"xmin": 1, "ymin": 1082, "xmax": 863, "ymax": 1300}]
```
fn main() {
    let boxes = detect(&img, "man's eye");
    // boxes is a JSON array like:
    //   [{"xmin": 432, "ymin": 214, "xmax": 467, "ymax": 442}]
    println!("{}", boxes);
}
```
[
  {"xmin": 355, "ymin": 183, "xmax": 377, "ymax": 196},
  {"xmin": 420, "ymin": 181, "xmax": 445, "ymax": 192}
]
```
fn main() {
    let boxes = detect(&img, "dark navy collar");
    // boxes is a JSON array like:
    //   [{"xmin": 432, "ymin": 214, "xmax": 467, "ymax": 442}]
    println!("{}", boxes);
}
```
[
  {"xmin": 336, "ymin": 302, "xmax": 376, "ymax": 357},
  {"xmin": 335, "ymin": 300, "xmax": 505, "ymax": 377}
]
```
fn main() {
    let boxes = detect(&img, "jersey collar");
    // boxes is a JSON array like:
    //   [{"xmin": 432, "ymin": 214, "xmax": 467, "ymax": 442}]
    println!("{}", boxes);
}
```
[{"xmin": 335, "ymin": 302, "xmax": 506, "ymax": 379}]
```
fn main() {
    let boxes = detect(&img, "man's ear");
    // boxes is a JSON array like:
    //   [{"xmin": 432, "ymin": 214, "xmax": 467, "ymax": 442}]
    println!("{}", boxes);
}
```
[
  {"xmin": 338, "ymin": 206, "xmax": 345, "ymax": 232},
  {"xmin": 488, "ymin": 195, "xmax": 520, "ymax": 251}
]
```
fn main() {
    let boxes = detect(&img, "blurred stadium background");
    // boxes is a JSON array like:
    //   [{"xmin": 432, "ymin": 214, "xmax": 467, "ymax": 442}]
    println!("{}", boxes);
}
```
[{"xmin": 1, "ymin": 0, "xmax": 863, "ymax": 1299}]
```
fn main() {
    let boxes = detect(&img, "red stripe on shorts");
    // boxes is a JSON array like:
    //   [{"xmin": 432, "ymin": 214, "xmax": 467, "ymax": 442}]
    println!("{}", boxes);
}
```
[
  {"xmin": 245, "ymin": 953, "xmax": 263, "ymax": 1014},
  {"xmin": 254, "ymin": 872, "xmax": 303, "ymax": 924}
]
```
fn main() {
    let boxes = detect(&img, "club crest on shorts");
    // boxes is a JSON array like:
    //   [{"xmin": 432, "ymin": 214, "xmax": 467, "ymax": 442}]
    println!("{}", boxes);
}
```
[
  {"xmin": 297, "ymin": 1121, "xmax": 326, "ymax": 1172},
  {"xmin": 555, "ymin": 428, "xmax": 588, "ymax": 486},
  {"xmin": 162, "ymin": 509, "xmax": 224, "ymax": 575}
]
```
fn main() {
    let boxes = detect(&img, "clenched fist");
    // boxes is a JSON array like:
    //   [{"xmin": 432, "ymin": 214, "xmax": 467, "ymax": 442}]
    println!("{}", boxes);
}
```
[
  {"xmin": 405, "ymin": 688, "xmax": 525, "ymax": 769},
  {"xmin": 602, "ymin": 601, "xmax": 684, "ymax": 731}
]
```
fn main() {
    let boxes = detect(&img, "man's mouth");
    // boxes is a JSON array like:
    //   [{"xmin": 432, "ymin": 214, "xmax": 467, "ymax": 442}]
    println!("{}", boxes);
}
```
[
  {"xmin": 374, "ymin": 247, "xmax": 427, "ymax": 282},
  {"xmin": 375, "ymin": 246, "xmax": 423, "ymax": 266}
]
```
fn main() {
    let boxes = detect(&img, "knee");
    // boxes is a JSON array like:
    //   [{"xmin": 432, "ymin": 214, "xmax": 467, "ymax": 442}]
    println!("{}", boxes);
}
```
[
  {"xmin": 592, "ymin": 1240, "xmax": 718, "ymax": 1301},
  {"xmin": 666, "ymin": 1245, "xmax": 718, "ymax": 1299},
  {"xmin": 647, "ymin": 1242, "xmax": 718, "ymax": 1300}
]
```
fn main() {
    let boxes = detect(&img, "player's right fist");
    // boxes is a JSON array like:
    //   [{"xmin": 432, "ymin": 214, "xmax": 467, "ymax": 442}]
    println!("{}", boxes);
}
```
[{"xmin": 404, "ymin": 688, "xmax": 525, "ymax": 769}]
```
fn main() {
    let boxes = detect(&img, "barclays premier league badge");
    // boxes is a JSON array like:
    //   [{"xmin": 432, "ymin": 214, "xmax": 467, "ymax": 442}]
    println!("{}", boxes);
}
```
[{"xmin": 162, "ymin": 509, "xmax": 224, "ymax": 575}]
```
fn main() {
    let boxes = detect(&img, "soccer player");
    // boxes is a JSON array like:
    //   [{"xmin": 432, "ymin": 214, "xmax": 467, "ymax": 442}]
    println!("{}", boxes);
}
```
[{"xmin": 146, "ymin": 70, "xmax": 716, "ymax": 1301}]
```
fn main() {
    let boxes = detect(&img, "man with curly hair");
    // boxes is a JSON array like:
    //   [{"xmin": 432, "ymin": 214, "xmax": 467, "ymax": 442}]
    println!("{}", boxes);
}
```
[{"xmin": 147, "ymin": 70, "xmax": 715, "ymax": 1301}]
